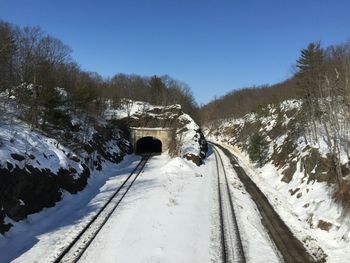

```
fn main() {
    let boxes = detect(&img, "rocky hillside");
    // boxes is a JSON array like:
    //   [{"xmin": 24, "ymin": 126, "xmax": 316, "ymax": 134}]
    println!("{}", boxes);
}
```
[
  {"xmin": 0, "ymin": 94, "xmax": 206, "ymax": 234},
  {"xmin": 205, "ymin": 99, "xmax": 350, "ymax": 260},
  {"xmin": 105, "ymin": 100, "xmax": 208, "ymax": 165},
  {"xmin": 0, "ymin": 116, "xmax": 132, "ymax": 234},
  {"xmin": 206, "ymin": 100, "xmax": 350, "ymax": 185}
]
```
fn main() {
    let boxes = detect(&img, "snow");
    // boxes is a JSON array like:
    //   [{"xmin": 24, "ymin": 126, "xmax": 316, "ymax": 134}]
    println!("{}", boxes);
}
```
[
  {"xmin": 220, "ymin": 143, "xmax": 350, "ymax": 262},
  {"xmin": 178, "ymin": 113, "xmax": 201, "ymax": 156},
  {"xmin": 0, "ymin": 149, "xmax": 282, "ymax": 263},
  {"xmin": 54, "ymin": 87, "xmax": 68, "ymax": 98},
  {"xmin": 214, "ymin": 147, "xmax": 280, "ymax": 262},
  {"xmin": 0, "ymin": 155, "xmax": 142, "ymax": 263},
  {"xmin": 204, "ymin": 96, "xmax": 350, "ymax": 261},
  {"xmin": 0, "ymin": 94, "xmax": 284, "ymax": 262},
  {"xmin": 263, "ymin": 119, "xmax": 276, "ymax": 132},
  {"xmin": 0, "ymin": 154, "xmax": 212, "ymax": 262},
  {"xmin": 80, "ymin": 155, "xmax": 211, "ymax": 263},
  {"xmin": 275, "ymin": 134, "xmax": 288, "ymax": 147},
  {"xmin": 0, "ymin": 121, "xmax": 84, "ymax": 175},
  {"xmin": 104, "ymin": 100, "xmax": 155, "ymax": 120},
  {"xmin": 280, "ymin": 99, "xmax": 301, "ymax": 111}
]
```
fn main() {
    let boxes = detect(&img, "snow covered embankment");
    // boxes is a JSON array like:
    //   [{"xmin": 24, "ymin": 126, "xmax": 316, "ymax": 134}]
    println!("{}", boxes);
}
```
[
  {"xmin": 205, "ymin": 100, "xmax": 350, "ymax": 262},
  {"xmin": 0, "ymin": 118, "xmax": 132, "ymax": 234}
]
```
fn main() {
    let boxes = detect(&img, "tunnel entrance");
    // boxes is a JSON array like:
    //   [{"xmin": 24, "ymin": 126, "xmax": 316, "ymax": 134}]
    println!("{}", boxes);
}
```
[{"xmin": 136, "ymin": 136, "xmax": 162, "ymax": 154}]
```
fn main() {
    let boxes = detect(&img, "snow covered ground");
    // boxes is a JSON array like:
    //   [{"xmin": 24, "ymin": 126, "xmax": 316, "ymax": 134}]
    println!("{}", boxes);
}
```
[
  {"xmin": 221, "ymin": 143, "xmax": 350, "ymax": 262},
  {"xmin": 0, "ymin": 155, "xmax": 141, "ymax": 263},
  {"xmin": 79, "ymin": 154, "xmax": 212, "ymax": 263},
  {"xmin": 213, "ymin": 146, "xmax": 280, "ymax": 262},
  {"xmin": 0, "ymin": 154, "xmax": 212, "ymax": 263},
  {"xmin": 0, "ymin": 149, "xmax": 283, "ymax": 263}
]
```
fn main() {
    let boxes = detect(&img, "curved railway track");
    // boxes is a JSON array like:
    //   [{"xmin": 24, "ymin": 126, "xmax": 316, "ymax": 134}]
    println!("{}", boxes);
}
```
[
  {"xmin": 212, "ymin": 144, "xmax": 246, "ymax": 263},
  {"xmin": 212, "ymin": 142, "xmax": 316, "ymax": 263},
  {"xmin": 52, "ymin": 154, "xmax": 152, "ymax": 263}
]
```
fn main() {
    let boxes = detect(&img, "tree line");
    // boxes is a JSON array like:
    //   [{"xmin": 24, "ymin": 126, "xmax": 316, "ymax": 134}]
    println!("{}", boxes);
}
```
[
  {"xmin": 0, "ymin": 20, "xmax": 199, "ymax": 133},
  {"xmin": 200, "ymin": 78, "xmax": 297, "ymax": 123}
]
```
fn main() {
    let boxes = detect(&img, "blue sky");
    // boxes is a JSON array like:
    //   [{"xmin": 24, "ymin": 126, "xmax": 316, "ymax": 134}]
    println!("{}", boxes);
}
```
[{"xmin": 1, "ymin": 0, "xmax": 349, "ymax": 104}]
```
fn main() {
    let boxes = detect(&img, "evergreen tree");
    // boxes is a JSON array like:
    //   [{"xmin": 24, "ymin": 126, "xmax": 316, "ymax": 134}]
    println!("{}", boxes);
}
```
[
  {"xmin": 296, "ymin": 42, "xmax": 324, "ymax": 98},
  {"xmin": 296, "ymin": 42, "xmax": 325, "ymax": 142},
  {"xmin": 149, "ymin": 75, "xmax": 166, "ymax": 105},
  {"xmin": 247, "ymin": 133, "xmax": 269, "ymax": 167},
  {"xmin": 0, "ymin": 22, "xmax": 17, "ymax": 92}
]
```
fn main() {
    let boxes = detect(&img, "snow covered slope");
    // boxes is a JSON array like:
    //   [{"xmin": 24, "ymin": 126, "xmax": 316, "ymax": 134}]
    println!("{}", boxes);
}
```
[
  {"xmin": 0, "ymin": 117, "xmax": 132, "ymax": 234},
  {"xmin": 0, "ymin": 88, "xmax": 133, "ymax": 234},
  {"xmin": 205, "ymin": 100, "xmax": 350, "ymax": 262}
]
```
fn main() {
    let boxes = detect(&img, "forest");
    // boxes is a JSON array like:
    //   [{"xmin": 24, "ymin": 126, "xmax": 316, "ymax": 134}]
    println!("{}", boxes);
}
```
[
  {"xmin": 201, "ymin": 41, "xmax": 350, "ymax": 126},
  {"xmin": 202, "ymin": 40, "xmax": 350, "ymax": 193},
  {"xmin": 0, "ymin": 20, "xmax": 199, "ymax": 133}
]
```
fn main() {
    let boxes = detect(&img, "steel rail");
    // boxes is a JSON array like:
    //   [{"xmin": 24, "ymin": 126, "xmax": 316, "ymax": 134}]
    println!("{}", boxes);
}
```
[
  {"xmin": 213, "ymin": 142, "xmax": 316, "ymax": 263},
  {"xmin": 211, "ymin": 143, "xmax": 246, "ymax": 263},
  {"xmin": 53, "ymin": 154, "xmax": 151, "ymax": 263}
]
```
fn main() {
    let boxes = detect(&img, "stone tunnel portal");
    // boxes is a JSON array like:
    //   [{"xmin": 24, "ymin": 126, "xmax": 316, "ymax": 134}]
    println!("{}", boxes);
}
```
[
  {"xmin": 136, "ymin": 136, "xmax": 162, "ymax": 154},
  {"xmin": 130, "ymin": 127, "xmax": 174, "ymax": 155}
]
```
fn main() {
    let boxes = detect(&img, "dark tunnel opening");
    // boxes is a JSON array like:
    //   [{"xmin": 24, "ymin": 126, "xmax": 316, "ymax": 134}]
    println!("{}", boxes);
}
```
[{"xmin": 136, "ymin": 136, "xmax": 162, "ymax": 154}]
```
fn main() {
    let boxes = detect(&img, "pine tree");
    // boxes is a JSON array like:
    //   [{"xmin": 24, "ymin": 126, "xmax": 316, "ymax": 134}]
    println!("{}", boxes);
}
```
[
  {"xmin": 247, "ymin": 133, "xmax": 269, "ymax": 167},
  {"xmin": 0, "ymin": 22, "xmax": 17, "ymax": 93},
  {"xmin": 149, "ymin": 75, "xmax": 166, "ymax": 105},
  {"xmin": 296, "ymin": 42, "xmax": 325, "ymax": 142},
  {"xmin": 296, "ymin": 42, "xmax": 324, "ymax": 100}
]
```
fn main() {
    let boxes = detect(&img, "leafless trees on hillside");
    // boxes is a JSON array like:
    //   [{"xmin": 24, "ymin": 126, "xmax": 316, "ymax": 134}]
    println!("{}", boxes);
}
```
[
  {"xmin": 200, "ymin": 79, "xmax": 297, "ymax": 124},
  {"xmin": 201, "ymin": 39, "xmax": 350, "ymax": 191},
  {"xmin": 103, "ymin": 74, "xmax": 198, "ymax": 121},
  {"xmin": 296, "ymin": 41, "xmax": 350, "ymax": 189},
  {"xmin": 0, "ymin": 20, "xmax": 199, "ymax": 132}
]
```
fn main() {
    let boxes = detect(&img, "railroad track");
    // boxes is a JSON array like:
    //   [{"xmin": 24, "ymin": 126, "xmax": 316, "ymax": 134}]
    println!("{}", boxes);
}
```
[
  {"xmin": 52, "ymin": 154, "xmax": 152, "ymax": 263},
  {"xmin": 211, "ymin": 143, "xmax": 246, "ymax": 263},
  {"xmin": 212, "ymin": 142, "xmax": 316, "ymax": 263}
]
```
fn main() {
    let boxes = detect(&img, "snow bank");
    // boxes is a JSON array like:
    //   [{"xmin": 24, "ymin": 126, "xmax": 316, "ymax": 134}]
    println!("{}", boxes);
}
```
[
  {"xmin": 0, "ymin": 122, "xmax": 84, "ymax": 174},
  {"xmin": 205, "ymin": 99, "xmax": 350, "ymax": 261}
]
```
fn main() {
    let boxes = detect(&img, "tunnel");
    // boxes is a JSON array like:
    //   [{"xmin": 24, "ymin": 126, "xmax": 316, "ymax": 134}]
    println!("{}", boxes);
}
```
[{"xmin": 136, "ymin": 136, "xmax": 162, "ymax": 154}]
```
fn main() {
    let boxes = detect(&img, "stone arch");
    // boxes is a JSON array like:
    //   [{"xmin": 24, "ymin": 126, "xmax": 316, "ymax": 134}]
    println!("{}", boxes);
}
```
[
  {"xmin": 136, "ymin": 136, "xmax": 162, "ymax": 154},
  {"xmin": 130, "ymin": 127, "xmax": 175, "ymax": 154}
]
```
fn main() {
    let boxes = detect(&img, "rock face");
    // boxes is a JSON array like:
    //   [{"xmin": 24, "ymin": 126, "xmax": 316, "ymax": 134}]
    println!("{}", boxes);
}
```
[
  {"xmin": 0, "ymin": 164, "xmax": 89, "ymax": 229},
  {"xmin": 114, "ymin": 102, "xmax": 208, "ymax": 165},
  {"xmin": 0, "ymin": 120, "xmax": 132, "ymax": 234}
]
